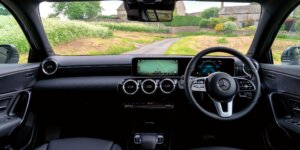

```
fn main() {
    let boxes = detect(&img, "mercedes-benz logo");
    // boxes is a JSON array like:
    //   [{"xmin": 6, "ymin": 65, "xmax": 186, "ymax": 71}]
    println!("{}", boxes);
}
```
[{"xmin": 218, "ymin": 78, "xmax": 231, "ymax": 91}]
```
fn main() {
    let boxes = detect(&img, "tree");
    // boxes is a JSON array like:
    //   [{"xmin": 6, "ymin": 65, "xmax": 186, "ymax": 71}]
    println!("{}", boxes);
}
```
[
  {"xmin": 52, "ymin": 2, "xmax": 102, "ymax": 20},
  {"xmin": 201, "ymin": 7, "xmax": 219, "ymax": 19},
  {"xmin": 199, "ymin": 18, "xmax": 210, "ymax": 28},
  {"xmin": 223, "ymin": 21, "xmax": 237, "ymax": 34},
  {"xmin": 293, "ymin": 6, "xmax": 300, "ymax": 19},
  {"xmin": 0, "ymin": 5, "xmax": 10, "ymax": 16},
  {"xmin": 215, "ymin": 23, "xmax": 224, "ymax": 32}
]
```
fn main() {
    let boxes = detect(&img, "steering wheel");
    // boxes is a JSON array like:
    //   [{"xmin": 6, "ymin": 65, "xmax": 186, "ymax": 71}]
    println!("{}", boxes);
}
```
[{"xmin": 184, "ymin": 47, "xmax": 261, "ymax": 121}]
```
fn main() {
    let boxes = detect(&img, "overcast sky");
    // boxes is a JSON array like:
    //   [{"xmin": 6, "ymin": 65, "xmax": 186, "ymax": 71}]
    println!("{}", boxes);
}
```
[{"xmin": 39, "ymin": 1, "xmax": 250, "ymax": 17}]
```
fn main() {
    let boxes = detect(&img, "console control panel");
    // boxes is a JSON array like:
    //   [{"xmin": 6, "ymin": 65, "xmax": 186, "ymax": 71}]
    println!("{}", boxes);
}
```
[{"xmin": 121, "ymin": 78, "xmax": 178, "ymax": 109}]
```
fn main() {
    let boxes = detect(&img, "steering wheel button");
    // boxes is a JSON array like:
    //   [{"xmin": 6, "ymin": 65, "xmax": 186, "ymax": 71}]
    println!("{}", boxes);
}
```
[
  {"xmin": 247, "ymin": 87, "xmax": 254, "ymax": 90},
  {"xmin": 246, "ymin": 92, "xmax": 253, "ymax": 97}
]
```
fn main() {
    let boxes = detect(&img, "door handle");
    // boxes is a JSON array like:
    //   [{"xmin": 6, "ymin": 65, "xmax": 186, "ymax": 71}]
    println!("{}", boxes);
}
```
[
  {"xmin": 25, "ymin": 72, "xmax": 35, "ymax": 79},
  {"xmin": 265, "ymin": 74, "xmax": 276, "ymax": 80}
]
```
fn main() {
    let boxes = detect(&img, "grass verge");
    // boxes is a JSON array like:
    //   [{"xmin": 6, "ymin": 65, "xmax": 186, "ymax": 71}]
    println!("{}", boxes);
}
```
[
  {"xmin": 176, "ymin": 31, "xmax": 237, "ymax": 37},
  {"xmin": 165, "ymin": 35, "xmax": 253, "ymax": 55},
  {"xmin": 53, "ymin": 31, "xmax": 174, "ymax": 56}
]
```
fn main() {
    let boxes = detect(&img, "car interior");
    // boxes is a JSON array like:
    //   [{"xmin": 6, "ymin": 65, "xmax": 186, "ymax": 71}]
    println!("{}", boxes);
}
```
[{"xmin": 0, "ymin": 0, "xmax": 300, "ymax": 150}]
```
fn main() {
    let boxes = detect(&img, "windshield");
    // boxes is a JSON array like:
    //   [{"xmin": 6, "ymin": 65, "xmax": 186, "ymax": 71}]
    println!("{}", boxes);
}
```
[{"xmin": 39, "ymin": 1, "xmax": 261, "ymax": 56}]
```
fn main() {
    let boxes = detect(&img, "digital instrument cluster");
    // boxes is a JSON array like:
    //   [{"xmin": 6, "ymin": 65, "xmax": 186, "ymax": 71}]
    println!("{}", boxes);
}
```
[{"xmin": 193, "ymin": 58, "xmax": 235, "ymax": 76}]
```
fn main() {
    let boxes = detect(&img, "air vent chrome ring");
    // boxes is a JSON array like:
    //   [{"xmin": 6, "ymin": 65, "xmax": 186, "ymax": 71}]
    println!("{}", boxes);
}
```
[
  {"xmin": 141, "ymin": 79, "xmax": 157, "ymax": 94},
  {"xmin": 122, "ymin": 79, "xmax": 139, "ymax": 95},
  {"xmin": 160, "ymin": 78, "xmax": 176, "ymax": 94},
  {"xmin": 42, "ymin": 59, "xmax": 58, "ymax": 75}
]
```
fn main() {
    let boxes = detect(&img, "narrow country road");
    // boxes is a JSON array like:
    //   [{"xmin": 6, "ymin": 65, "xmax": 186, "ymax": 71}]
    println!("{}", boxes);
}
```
[{"xmin": 124, "ymin": 38, "xmax": 180, "ymax": 54}]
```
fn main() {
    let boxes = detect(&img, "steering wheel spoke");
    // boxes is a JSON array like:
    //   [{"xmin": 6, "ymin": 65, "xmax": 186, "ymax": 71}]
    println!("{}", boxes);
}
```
[
  {"xmin": 234, "ymin": 77, "xmax": 256, "ymax": 92},
  {"xmin": 213, "ymin": 98, "xmax": 234, "ymax": 118},
  {"xmin": 190, "ymin": 77, "xmax": 206, "ymax": 92}
]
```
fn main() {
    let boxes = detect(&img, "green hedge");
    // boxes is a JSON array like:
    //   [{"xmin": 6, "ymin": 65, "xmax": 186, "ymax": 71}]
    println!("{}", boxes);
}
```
[
  {"xmin": 0, "ymin": 16, "xmax": 113, "ymax": 53},
  {"xmin": 43, "ymin": 19, "xmax": 113, "ymax": 47},
  {"xmin": 163, "ymin": 16, "xmax": 202, "ymax": 27},
  {"xmin": 95, "ymin": 22, "xmax": 168, "ymax": 33},
  {"xmin": 0, "ymin": 16, "xmax": 30, "ymax": 53}
]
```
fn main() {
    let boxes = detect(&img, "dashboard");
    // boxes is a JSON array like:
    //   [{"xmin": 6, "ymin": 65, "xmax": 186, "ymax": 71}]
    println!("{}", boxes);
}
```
[
  {"xmin": 121, "ymin": 57, "xmax": 240, "ymax": 109},
  {"xmin": 38, "ymin": 55, "xmax": 255, "ymax": 110}
]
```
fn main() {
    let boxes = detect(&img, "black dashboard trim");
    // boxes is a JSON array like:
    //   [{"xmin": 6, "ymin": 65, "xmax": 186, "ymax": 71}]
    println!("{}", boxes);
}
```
[{"xmin": 34, "ymin": 76, "xmax": 130, "ymax": 92}]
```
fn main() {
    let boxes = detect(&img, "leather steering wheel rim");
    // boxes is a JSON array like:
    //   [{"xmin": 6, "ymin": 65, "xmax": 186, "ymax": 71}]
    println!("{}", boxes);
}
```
[{"xmin": 184, "ymin": 46, "xmax": 261, "ymax": 121}]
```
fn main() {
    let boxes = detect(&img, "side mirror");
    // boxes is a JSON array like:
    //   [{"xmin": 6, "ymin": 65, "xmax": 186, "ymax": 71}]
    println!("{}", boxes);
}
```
[
  {"xmin": 281, "ymin": 46, "xmax": 300, "ymax": 65},
  {"xmin": 0, "ymin": 45, "xmax": 20, "ymax": 64}
]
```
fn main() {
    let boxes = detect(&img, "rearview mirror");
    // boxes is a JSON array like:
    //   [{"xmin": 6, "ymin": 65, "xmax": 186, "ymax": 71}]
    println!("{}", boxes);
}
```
[
  {"xmin": 281, "ymin": 46, "xmax": 300, "ymax": 65},
  {"xmin": 0, "ymin": 45, "xmax": 20, "ymax": 64},
  {"xmin": 124, "ymin": 0, "xmax": 175, "ymax": 22}
]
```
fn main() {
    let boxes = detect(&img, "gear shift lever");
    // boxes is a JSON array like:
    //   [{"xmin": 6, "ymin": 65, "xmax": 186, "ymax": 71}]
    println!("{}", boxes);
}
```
[{"xmin": 134, "ymin": 133, "xmax": 164, "ymax": 149}]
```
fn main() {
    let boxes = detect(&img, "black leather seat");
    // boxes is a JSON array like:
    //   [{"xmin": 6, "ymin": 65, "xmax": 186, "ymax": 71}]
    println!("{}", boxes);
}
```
[
  {"xmin": 191, "ymin": 146, "xmax": 242, "ymax": 150},
  {"xmin": 35, "ymin": 137, "xmax": 122, "ymax": 150}
]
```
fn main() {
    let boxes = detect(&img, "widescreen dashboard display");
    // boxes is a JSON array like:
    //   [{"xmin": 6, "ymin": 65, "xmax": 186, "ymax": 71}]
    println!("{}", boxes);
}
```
[{"xmin": 136, "ymin": 59, "xmax": 179, "ymax": 76}]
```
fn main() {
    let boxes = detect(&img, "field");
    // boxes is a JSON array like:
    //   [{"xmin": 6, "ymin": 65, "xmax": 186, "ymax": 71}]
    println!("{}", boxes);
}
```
[
  {"xmin": 165, "ymin": 35, "xmax": 252, "ymax": 55},
  {"xmin": 165, "ymin": 35, "xmax": 299, "ymax": 64},
  {"xmin": 1, "ymin": 15, "xmax": 299, "ymax": 64},
  {"xmin": 54, "ymin": 31, "xmax": 174, "ymax": 55},
  {"xmin": 0, "ymin": 16, "xmax": 172, "ymax": 63}
]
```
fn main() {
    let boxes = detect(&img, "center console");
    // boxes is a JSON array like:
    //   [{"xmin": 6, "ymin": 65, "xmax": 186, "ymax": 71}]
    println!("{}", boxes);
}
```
[
  {"xmin": 120, "ymin": 58, "xmax": 191, "ymax": 150},
  {"xmin": 120, "ymin": 58, "xmax": 190, "ymax": 110},
  {"xmin": 120, "ymin": 57, "xmax": 237, "ymax": 149},
  {"xmin": 121, "ymin": 77, "xmax": 178, "ymax": 109}
]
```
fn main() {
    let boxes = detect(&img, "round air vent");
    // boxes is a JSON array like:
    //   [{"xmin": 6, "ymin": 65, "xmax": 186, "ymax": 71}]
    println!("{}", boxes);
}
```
[
  {"xmin": 141, "ymin": 79, "xmax": 157, "ymax": 94},
  {"xmin": 42, "ymin": 59, "xmax": 58, "ymax": 75},
  {"xmin": 122, "ymin": 79, "xmax": 139, "ymax": 95},
  {"xmin": 160, "ymin": 79, "xmax": 176, "ymax": 94}
]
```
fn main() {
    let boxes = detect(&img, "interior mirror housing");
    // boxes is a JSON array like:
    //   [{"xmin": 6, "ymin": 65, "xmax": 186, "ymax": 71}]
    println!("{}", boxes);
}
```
[
  {"xmin": 281, "ymin": 46, "xmax": 300, "ymax": 65},
  {"xmin": 0, "ymin": 45, "xmax": 20, "ymax": 64},
  {"xmin": 124, "ymin": 0, "xmax": 175, "ymax": 22}
]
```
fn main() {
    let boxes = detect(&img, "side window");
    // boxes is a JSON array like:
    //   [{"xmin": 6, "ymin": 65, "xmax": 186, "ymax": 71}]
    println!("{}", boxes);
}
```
[
  {"xmin": 272, "ymin": 5, "xmax": 300, "ymax": 65},
  {"xmin": 0, "ymin": 4, "xmax": 30, "ymax": 64}
]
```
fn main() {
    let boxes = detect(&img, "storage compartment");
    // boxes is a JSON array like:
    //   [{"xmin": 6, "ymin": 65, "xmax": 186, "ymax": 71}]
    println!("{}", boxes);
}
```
[
  {"xmin": 270, "ymin": 93, "xmax": 300, "ymax": 135},
  {"xmin": 9, "ymin": 91, "xmax": 31, "ymax": 120}
]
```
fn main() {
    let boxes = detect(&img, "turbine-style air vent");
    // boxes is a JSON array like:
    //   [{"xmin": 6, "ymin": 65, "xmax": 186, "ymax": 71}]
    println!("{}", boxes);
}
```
[{"xmin": 42, "ymin": 59, "xmax": 58, "ymax": 75}]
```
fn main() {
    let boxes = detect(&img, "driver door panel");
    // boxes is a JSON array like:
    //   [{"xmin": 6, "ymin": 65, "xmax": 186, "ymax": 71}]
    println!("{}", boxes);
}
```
[
  {"xmin": 261, "ymin": 64, "xmax": 300, "ymax": 149},
  {"xmin": 0, "ymin": 64, "xmax": 38, "ymax": 142}
]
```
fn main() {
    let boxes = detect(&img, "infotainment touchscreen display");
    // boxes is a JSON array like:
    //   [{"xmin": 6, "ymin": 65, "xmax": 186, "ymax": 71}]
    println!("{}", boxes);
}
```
[{"xmin": 136, "ymin": 59, "xmax": 178, "ymax": 76}]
